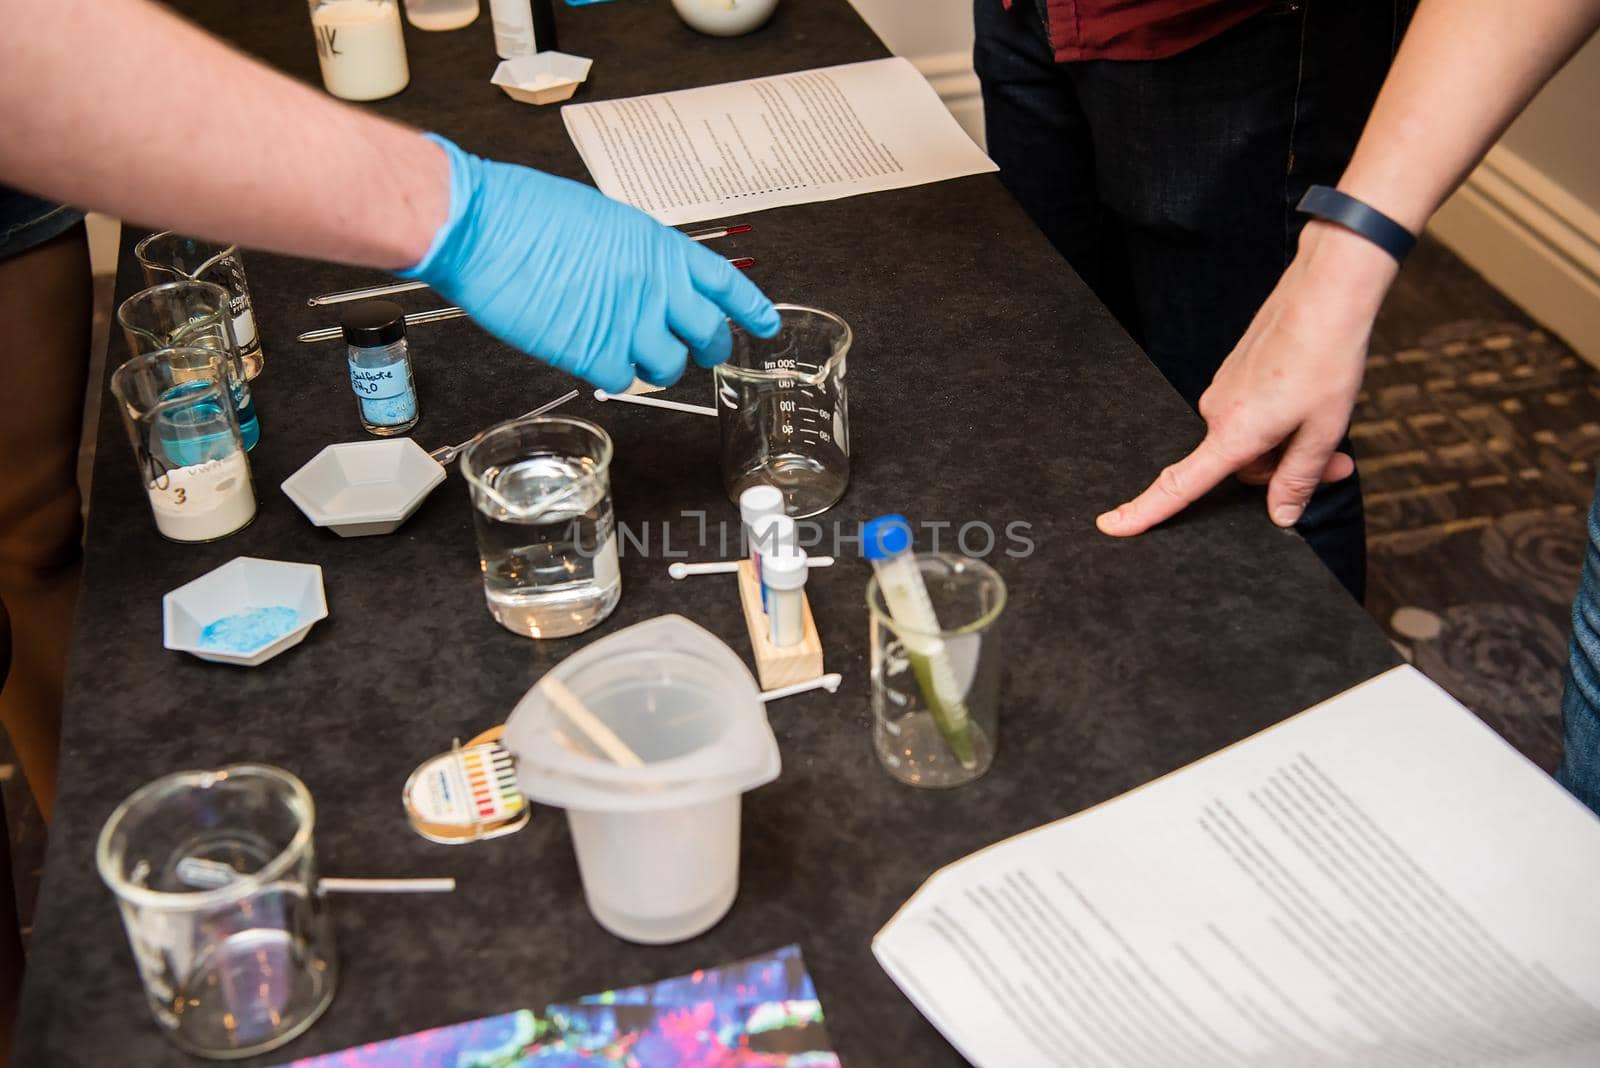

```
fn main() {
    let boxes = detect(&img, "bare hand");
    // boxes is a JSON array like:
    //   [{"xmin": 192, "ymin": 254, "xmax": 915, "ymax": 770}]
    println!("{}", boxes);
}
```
[{"xmin": 1096, "ymin": 223, "xmax": 1400, "ymax": 536}]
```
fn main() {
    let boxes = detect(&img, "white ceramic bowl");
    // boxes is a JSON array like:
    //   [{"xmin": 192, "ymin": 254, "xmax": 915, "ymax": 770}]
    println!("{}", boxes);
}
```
[
  {"xmin": 491, "ymin": 52, "xmax": 593, "ymax": 106},
  {"xmin": 671, "ymin": 0, "xmax": 777, "ymax": 36},
  {"xmin": 281, "ymin": 438, "xmax": 446, "ymax": 537},
  {"xmin": 163, "ymin": 557, "xmax": 329, "ymax": 667}
]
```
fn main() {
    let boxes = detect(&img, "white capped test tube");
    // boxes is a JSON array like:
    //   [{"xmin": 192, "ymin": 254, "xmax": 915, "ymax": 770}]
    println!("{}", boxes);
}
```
[
  {"xmin": 748, "ymin": 511, "xmax": 796, "ymax": 613},
  {"xmin": 763, "ymin": 548, "xmax": 808, "ymax": 647},
  {"xmin": 740, "ymin": 485, "xmax": 785, "ymax": 587}
]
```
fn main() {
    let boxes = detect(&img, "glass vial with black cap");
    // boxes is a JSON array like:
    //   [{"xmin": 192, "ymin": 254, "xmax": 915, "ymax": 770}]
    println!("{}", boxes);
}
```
[{"xmin": 342, "ymin": 300, "xmax": 419, "ymax": 435}]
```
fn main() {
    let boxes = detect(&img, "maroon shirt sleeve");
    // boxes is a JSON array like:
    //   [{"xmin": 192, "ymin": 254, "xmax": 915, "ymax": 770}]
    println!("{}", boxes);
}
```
[{"xmin": 1001, "ymin": 0, "xmax": 1279, "ymax": 62}]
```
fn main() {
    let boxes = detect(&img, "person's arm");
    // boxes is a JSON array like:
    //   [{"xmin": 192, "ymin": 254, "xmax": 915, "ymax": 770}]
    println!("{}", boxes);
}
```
[
  {"xmin": 0, "ymin": 0, "xmax": 445, "ymax": 268},
  {"xmin": 1096, "ymin": 0, "xmax": 1600, "ymax": 538},
  {"xmin": 0, "ymin": 0, "xmax": 778, "ymax": 389}
]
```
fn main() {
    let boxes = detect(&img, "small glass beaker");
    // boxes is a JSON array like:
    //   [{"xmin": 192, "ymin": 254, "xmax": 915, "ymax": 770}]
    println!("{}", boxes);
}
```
[
  {"xmin": 460, "ymin": 415, "xmax": 621, "ymax": 639},
  {"xmin": 96, "ymin": 765, "xmax": 338, "ymax": 1060},
  {"xmin": 110, "ymin": 349, "xmax": 258, "ymax": 543},
  {"xmin": 135, "ymin": 232, "xmax": 264, "ymax": 380},
  {"xmin": 715, "ymin": 304, "xmax": 850, "ymax": 519},
  {"xmin": 868, "ymin": 553, "xmax": 1006, "ymax": 788},
  {"xmin": 118, "ymin": 280, "xmax": 260, "ymax": 451}
]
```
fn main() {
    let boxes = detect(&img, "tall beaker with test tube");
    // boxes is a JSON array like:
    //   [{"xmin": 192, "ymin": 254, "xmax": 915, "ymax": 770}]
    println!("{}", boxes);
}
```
[
  {"xmin": 110, "ymin": 348, "xmax": 257, "ymax": 543},
  {"xmin": 715, "ymin": 304, "xmax": 851, "ymax": 519}
]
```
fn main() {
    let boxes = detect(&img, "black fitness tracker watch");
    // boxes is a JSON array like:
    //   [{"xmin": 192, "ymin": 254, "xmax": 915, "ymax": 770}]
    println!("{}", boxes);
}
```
[{"xmin": 1296, "ymin": 185, "xmax": 1417, "ymax": 265}]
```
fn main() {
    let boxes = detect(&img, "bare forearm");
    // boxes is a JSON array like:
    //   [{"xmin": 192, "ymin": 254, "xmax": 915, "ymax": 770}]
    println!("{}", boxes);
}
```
[
  {"xmin": 0, "ymin": 0, "xmax": 447, "ymax": 269},
  {"xmin": 1338, "ymin": 0, "xmax": 1600, "ymax": 234}
]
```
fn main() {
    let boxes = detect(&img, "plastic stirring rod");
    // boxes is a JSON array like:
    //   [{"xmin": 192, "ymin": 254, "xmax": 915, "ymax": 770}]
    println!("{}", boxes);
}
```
[
  {"xmin": 428, "ymin": 389, "xmax": 579, "ymax": 464},
  {"xmin": 669, "ymin": 557, "xmax": 834, "ymax": 579},
  {"xmin": 319, "ymin": 877, "xmax": 455, "ymax": 894},
  {"xmin": 539, "ymin": 676, "xmax": 644, "ymax": 767},
  {"xmin": 592, "ymin": 389, "xmax": 717, "ymax": 417},
  {"xmin": 760, "ymin": 674, "xmax": 842, "ymax": 702},
  {"xmin": 176, "ymin": 857, "xmax": 456, "ymax": 894}
]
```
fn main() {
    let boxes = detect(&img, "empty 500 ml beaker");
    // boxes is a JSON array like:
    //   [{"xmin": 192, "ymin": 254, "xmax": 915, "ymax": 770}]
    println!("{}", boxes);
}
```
[
  {"xmin": 461, "ymin": 414, "xmax": 621, "ymax": 639},
  {"xmin": 110, "ymin": 348, "xmax": 258, "ymax": 543},
  {"xmin": 96, "ymin": 765, "xmax": 337, "ymax": 1059},
  {"xmin": 716, "ymin": 304, "xmax": 850, "ymax": 519}
]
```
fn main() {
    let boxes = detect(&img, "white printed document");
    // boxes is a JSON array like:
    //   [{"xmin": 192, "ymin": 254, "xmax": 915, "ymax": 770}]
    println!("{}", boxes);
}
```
[
  {"xmin": 874, "ymin": 666, "xmax": 1600, "ymax": 1067},
  {"xmin": 561, "ymin": 57, "xmax": 997, "ymax": 226}
]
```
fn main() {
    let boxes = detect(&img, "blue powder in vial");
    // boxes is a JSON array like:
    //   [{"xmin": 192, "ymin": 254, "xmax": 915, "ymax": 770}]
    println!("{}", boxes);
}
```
[
  {"xmin": 197, "ymin": 605, "xmax": 300, "ymax": 653},
  {"xmin": 360, "ymin": 390, "xmax": 418, "ymax": 426}
]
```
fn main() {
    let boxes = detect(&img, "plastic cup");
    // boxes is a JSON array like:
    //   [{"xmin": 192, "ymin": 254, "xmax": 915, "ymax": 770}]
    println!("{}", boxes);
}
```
[{"xmin": 504, "ymin": 616, "xmax": 779, "ymax": 943}]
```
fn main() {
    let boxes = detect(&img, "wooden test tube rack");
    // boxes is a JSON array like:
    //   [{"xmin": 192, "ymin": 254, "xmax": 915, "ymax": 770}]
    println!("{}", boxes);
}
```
[{"xmin": 736, "ymin": 560, "xmax": 825, "ymax": 690}]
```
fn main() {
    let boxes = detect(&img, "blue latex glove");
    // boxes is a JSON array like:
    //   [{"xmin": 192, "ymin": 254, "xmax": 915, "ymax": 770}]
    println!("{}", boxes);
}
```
[{"xmin": 401, "ymin": 135, "xmax": 780, "ymax": 392}]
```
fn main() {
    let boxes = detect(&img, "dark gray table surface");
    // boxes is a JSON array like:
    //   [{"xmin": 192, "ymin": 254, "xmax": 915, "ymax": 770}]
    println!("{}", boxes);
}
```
[{"xmin": 15, "ymin": 1, "xmax": 1399, "ymax": 1064}]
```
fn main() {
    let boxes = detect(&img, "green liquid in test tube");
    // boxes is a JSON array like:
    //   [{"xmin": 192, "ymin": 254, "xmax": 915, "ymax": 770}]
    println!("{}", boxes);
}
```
[{"xmin": 865, "ymin": 514, "xmax": 977, "ymax": 769}]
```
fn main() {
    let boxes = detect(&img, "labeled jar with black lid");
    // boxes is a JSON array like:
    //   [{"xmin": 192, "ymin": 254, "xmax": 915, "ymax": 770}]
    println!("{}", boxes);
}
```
[{"xmin": 342, "ymin": 300, "xmax": 419, "ymax": 435}]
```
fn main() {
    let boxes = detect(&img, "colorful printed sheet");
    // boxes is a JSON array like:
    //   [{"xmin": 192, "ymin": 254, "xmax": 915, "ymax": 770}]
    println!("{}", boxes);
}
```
[{"xmin": 279, "ymin": 945, "xmax": 839, "ymax": 1067}]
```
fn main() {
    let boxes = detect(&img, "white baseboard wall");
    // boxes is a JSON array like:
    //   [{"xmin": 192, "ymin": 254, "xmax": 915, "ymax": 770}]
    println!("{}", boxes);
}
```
[
  {"xmin": 912, "ymin": 50, "xmax": 987, "ymax": 150},
  {"xmin": 1428, "ymin": 146, "xmax": 1600, "ymax": 365}
]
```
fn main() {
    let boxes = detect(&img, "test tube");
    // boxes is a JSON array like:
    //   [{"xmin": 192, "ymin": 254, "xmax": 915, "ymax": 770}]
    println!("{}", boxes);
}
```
[
  {"xmin": 763, "ymin": 548, "xmax": 808, "ymax": 647},
  {"xmin": 740, "ymin": 485, "xmax": 785, "ymax": 589},
  {"xmin": 750, "ymin": 514, "xmax": 797, "ymax": 613}
]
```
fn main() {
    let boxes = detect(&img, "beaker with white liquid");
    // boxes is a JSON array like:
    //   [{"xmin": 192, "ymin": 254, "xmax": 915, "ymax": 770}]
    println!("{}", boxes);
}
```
[
  {"xmin": 404, "ymin": 0, "xmax": 479, "ymax": 31},
  {"xmin": 716, "ymin": 304, "xmax": 851, "ymax": 519},
  {"xmin": 308, "ymin": 0, "xmax": 410, "ymax": 101},
  {"xmin": 110, "ymin": 349, "xmax": 257, "ymax": 543},
  {"xmin": 460, "ymin": 415, "xmax": 620, "ymax": 639}
]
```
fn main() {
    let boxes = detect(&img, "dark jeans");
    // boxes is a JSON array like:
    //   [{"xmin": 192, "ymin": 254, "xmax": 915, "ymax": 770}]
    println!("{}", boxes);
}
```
[
  {"xmin": 975, "ymin": 0, "xmax": 1414, "ymax": 601},
  {"xmin": 1558, "ymin": 470, "xmax": 1600, "ymax": 817}
]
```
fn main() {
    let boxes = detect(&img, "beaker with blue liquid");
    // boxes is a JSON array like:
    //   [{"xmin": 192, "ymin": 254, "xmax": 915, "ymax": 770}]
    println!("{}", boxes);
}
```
[{"xmin": 117, "ymin": 279, "xmax": 260, "ymax": 451}]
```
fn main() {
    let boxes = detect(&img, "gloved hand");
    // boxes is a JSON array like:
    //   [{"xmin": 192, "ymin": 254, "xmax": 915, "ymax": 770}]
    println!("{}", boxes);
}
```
[{"xmin": 401, "ymin": 134, "xmax": 780, "ymax": 392}]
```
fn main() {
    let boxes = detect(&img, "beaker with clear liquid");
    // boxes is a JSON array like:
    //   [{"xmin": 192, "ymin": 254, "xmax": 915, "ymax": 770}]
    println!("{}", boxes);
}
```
[
  {"xmin": 715, "ymin": 304, "xmax": 851, "ymax": 519},
  {"xmin": 460, "ymin": 415, "xmax": 621, "ymax": 639}
]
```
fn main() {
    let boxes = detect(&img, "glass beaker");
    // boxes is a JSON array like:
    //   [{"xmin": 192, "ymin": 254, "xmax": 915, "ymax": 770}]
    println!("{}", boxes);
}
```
[
  {"xmin": 110, "ymin": 349, "xmax": 258, "ymax": 543},
  {"xmin": 460, "ymin": 414, "xmax": 621, "ymax": 639},
  {"xmin": 715, "ymin": 304, "xmax": 850, "ymax": 519},
  {"xmin": 135, "ymin": 232, "xmax": 264, "ymax": 380},
  {"xmin": 868, "ymin": 553, "xmax": 1006, "ymax": 788},
  {"xmin": 404, "ymin": 0, "xmax": 479, "ymax": 31},
  {"xmin": 118, "ymin": 280, "xmax": 260, "ymax": 451},
  {"xmin": 308, "ymin": 0, "xmax": 410, "ymax": 102},
  {"xmin": 96, "ymin": 765, "xmax": 338, "ymax": 1060}
]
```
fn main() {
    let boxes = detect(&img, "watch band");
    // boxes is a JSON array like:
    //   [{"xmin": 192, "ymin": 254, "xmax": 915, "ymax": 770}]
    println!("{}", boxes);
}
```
[{"xmin": 1296, "ymin": 185, "xmax": 1417, "ymax": 264}]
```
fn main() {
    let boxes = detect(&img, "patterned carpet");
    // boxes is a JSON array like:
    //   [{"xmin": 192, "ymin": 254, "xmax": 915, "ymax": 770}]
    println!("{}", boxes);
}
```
[
  {"xmin": 1364, "ymin": 237, "xmax": 1591, "ymax": 774},
  {"xmin": 1, "ymin": 239, "xmax": 1589, "ymax": 941}
]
